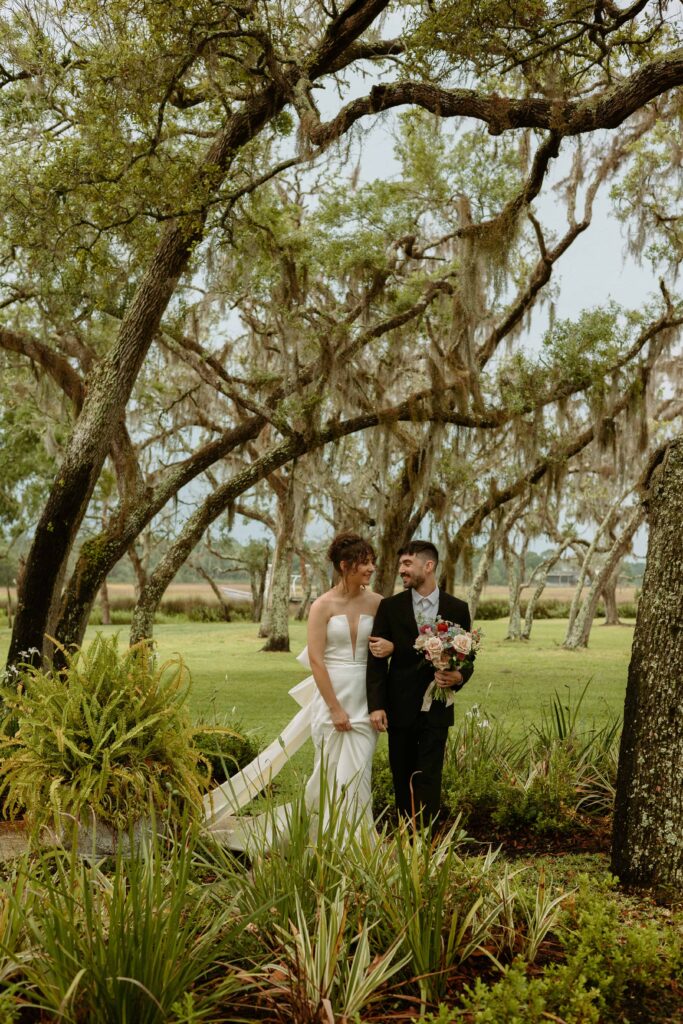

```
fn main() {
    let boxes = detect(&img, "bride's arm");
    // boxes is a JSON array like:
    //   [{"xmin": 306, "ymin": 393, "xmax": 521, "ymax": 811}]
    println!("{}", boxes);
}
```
[
  {"xmin": 368, "ymin": 594, "xmax": 393, "ymax": 658},
  {"xmin": 307, "ymin": 601, "xmax": 352, "ymax": 732}
]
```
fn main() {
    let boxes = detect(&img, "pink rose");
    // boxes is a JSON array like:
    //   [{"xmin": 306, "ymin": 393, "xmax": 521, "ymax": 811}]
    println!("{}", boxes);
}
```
[
  {"xmin": 451, "ymin": 633, "xmax": 472, "ymax": 658},
  {"xmin": 424, "ymin": 636, "xmax": 445, "ymax": 660}
]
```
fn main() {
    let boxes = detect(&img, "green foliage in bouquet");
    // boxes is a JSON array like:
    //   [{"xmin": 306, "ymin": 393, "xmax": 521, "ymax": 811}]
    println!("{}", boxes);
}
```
[{"xmin": 0, "ymin": 634, "xmax": 205, "ymax": 831}]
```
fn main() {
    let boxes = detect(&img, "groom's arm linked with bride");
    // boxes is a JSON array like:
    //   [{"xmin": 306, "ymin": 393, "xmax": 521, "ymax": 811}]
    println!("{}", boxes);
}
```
[{"xmin": 365, "ymin": 544, "xmax": 475, "ymax": 824}]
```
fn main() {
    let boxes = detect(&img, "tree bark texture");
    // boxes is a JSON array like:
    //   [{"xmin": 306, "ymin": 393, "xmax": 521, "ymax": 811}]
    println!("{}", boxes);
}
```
[
  {"xmin": 467, "ymin": 528, "xmax": 498, "ymax": 621},
  {"xmin": 99, "ymin": 580, "xmax": 111, "ymax": 626},
  {"xmin": 563, "ymin": 505, "xmax": 644, "ymax": 650},
  {"xmin": 611, "ymin": 438, "xmax": 683, "ymax": 891},
  {"xmin": 520, "ymin": 538, "xmax": 573, "ymax": 640},
  {"xmin": 262, "ymin": 473, "xmax": 301, "ymax": 653},
  {"xmin": 601, "ymin": 565, "xmax": 622, "ymax": 625}
]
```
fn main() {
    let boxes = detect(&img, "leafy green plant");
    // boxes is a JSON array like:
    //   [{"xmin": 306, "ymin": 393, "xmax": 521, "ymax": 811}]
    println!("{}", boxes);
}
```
[
  {"xmin": 268, "ymin": 890, "xmax": 408, "ymax": 1022},
  {"xmin": 377, "ymin": 819, "xmax": 504, "ymax": 1014},
  {"xmin": 0, "ymin": 634, "xmax": 206, "ymax": 832},
  {"xmin": 7, "ymin": 823, "xmax": 251, "ymax": 1023},
  {"xmin": 192, "ymin": 721, "xmax": 260, "ymax": 786},
  {"xmin": 441, "ymin": 686, "xmax": 621, "ymax": 838}
]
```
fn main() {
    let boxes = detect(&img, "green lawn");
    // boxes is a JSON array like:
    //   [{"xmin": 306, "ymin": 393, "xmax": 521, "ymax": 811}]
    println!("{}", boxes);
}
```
[{"xmin": 0, "ymin": 616, "xmax": 634, "ymax": 743}]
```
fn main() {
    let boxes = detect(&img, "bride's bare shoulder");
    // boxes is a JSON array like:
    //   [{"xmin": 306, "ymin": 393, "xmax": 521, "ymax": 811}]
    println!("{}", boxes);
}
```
[
  {"xmin": 310, "ymin": 591, "xmax": 336, "ymax": 615},
  {"xmin": 365, "ymin": 591, "xmax": 384, "ymax": 612}
]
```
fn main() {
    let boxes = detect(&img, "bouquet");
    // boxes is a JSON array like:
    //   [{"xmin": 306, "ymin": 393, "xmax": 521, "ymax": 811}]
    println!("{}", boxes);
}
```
[{"xmin": 414, "ymin": 617, "xmax": 482, "ymax": 709}]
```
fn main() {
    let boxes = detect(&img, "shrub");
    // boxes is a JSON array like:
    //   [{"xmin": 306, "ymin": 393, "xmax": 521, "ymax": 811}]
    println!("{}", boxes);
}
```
[
  {"xmin": 9, "ymin": 828, "xmax": 251, "ymax": 1023},
  {"xmin": 473, "ymin": 600, "xmax": 510, "ymax": 620},
  {"xmin": 472, "ymin": 598, "xmax": 637, "ymax": 622},
  {"xmin": 447, "ymin": 883, "xmax": 680, "ymax": 1023},
  {"xmin": 192, "ymin": 721, "xmax": 260, "ymax": 785},
  {"xmin": 441, "ymin": 690, "xmax": 621, "ymax": 838},
  {"xmin": 0, "ymin": 634, "xmax": 206, "ymax": 832}
]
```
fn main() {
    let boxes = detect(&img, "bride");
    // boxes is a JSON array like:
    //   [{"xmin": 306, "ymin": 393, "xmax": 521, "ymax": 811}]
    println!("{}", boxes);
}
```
[
  {"xmin": 304, "ymin": 532, "xmax": 393, "ymax": 832},
  {"xmin": 201, "ymin": 531, "xmax": 391, "ymax": 847}
]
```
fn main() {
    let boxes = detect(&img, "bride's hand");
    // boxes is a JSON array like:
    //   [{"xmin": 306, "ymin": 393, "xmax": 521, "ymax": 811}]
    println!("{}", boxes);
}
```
[
  {"xmin": 369, "ymin": 635, "xmax": 394, "ymax": 658},
  {"xmin": 330, "ymin": 705, "xmax": 352, "ymax": 732}
]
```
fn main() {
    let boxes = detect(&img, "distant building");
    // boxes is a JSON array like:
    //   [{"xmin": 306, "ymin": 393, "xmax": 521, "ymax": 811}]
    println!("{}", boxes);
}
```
[{"xmin": 546, "ymin": 562, "xmax": 579, "ymax": 586}]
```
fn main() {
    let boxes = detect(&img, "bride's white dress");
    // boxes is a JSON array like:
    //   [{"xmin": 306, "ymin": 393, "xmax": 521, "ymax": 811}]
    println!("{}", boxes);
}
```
[
  {"xmin": 304, "ymin": 613, "xmax": 377, "ymax": 831},
  {"xmin": 202, "ymin": 613, "xmax": 377, "ymax": 849}
]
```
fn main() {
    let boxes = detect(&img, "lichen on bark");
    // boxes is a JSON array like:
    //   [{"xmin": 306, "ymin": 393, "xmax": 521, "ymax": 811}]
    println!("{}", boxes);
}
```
[{"xmin": 611, "ymin": 437, "xmax": 683, "ymax": 891}]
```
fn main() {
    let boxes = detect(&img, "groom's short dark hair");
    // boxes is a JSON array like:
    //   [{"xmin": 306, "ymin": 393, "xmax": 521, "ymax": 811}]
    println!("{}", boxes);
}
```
[{"xmin": 400, "ymin": 540, "xmax": 439, "ymax": 566}]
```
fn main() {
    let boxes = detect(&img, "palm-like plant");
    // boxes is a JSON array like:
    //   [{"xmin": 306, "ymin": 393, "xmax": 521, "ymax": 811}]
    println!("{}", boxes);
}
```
[
  {"xmin": 7, "ymin": 825, "xmax": 252, "ymax": 1023},
  {"xmin": 0, "ymin": 634, "xmax": 205, "ymax": 834}
]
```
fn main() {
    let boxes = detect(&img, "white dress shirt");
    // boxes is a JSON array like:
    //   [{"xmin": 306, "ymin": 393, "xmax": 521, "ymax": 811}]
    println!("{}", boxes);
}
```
[{"xmin": 412, "ymin": 586, "xmax": 439, "ymax": 624}]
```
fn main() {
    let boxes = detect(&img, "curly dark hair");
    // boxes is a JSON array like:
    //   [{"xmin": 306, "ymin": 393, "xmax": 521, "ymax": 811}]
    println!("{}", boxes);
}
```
[{"xmin": 327, "ymin": 531, "xmax": 376, "ymax": 575}]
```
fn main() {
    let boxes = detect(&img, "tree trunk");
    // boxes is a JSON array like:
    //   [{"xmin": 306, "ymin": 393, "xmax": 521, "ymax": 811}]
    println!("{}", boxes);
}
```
[
  {"xmin": 438, "ymin": 526, "xmax": 456, "ymax": 595},
  {"xmin": 504, "ymin": 544, "xmax": 525, "ymax": 640},
  {"xmin": 5, "ymin": 584, "xmax": 12, "ymax": 630},
  {"xmin": 262, "ymin": 474, "xmax": 299, "ymax": 653},
  {"xmin": 563, "ymin": 504, "xmax": 644, "ymax": 649},
  {"xmin": 467, "ymin": 528, "xmax": 497, "ymax": 621},
  {"xmin": 565, "ymin": 498, "xmax": 620, "ymax": 640},
  {"xmin": 262, "ymin": 544, "xmax": 292, "ymax": 652},
  {"xmin": 7, "ymin": 220, "xmax": 205, "ymax": 668},
  {"xmin": 5, "ymin": 76, "xmax": 301, "ymax": 670},
  {"xmin": 601, "ymin": 565, "xmax": 621, "ymax": 625},
  {"xmin": 520, "ymin": 538, "xmax": 572, "ymax": 640},
  {"xmin": 249, "ymin": 552, "xmax": 269, "ymax": 623},
  {"xmin": 295, "ymin": 557, "xmax": 313, "ymax": 621},
  {"xmin": 373, "ymin": 445, "xmax": 435, "ymax": 597},
  {"xmin": 611, "ymin": 438, "xmax": 683, "ymax": 891},
  {"xmin": 99, "ymin": 579, "xmax": 111, "ymax": 626},
  {"xmin": 194, "ymin": 566, "xmax": 232, "ymax": 622}
]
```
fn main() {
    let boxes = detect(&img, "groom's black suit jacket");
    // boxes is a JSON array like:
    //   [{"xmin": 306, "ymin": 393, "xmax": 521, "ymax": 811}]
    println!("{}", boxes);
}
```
[{"xmin": 366, "ymin": 589, "xmax": 474, "ymax": 729}]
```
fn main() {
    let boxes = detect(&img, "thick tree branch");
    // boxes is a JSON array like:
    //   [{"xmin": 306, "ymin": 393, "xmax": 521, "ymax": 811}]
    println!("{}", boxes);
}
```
[
  {"xmin": 304, "ymin": 48, "xmax": 683, "ymax": 142},
  {"xmin": 0, "ymin": 328, "xmax": 84, "ymax": 408}
]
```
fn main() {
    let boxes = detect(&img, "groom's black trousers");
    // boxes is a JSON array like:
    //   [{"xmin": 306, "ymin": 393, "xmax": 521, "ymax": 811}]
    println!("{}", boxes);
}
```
[{"xmin": 388, "ymin": 719, "xmax": 449, "ymax": 822}]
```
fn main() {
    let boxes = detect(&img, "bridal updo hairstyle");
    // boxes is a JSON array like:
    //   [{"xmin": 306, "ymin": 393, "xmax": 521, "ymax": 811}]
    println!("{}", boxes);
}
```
[{"xmin": 327, "ymin": 531, "xmax": 376, "ymax": 580}]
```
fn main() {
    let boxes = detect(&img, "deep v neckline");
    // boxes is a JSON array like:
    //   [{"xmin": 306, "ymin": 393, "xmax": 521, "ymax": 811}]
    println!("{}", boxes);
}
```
[{"xmin": 332, "ymin": 613, "xmax": 373, "ymax": 659}]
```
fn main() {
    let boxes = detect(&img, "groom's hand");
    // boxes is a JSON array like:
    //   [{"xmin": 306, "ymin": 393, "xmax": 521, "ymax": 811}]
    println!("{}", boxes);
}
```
[
  {"xmin": 370, "ymin": 710, "xmax": 388, "ymax": 732},
  {"xmin": 435, "ymin": 669, "xmax": 463, "ymax": 690}
]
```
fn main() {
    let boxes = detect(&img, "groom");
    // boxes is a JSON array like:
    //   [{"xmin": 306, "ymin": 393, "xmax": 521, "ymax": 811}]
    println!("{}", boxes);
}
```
[{"xmin": 366, "ymin": 540, "xmax": 474, "ymax": 822}]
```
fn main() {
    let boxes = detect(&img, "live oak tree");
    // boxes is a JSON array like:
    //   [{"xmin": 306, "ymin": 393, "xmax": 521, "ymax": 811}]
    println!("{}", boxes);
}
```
[
  {"xmin": 1, "ymin": 0, "xmax": 682, "ymax": 891},
  {"xmin": 3, "ymin": 0, "xmax": 683, "ymax": 667},
  {"xmin": 611, "ymin": 436, "xmax": 683, "ymax": 891},
  {"xmin": 1, "ymin": 0, "xmax": 405, "ymax": 665}
]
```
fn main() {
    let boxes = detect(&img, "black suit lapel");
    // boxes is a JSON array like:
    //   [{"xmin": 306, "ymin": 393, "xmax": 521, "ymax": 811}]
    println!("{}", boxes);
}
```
[{"xmin": 400, "ymin": 589, "xmax": 418, "ymax": 636}]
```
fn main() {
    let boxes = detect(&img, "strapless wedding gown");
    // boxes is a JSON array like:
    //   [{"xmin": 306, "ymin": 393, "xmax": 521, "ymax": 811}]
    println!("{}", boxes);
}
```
[
  {"xmin": 304, "ymin": 613, "xmax": 377, "ymax": 832},
  {"xmin": 201, "ymin": 613, "xmax": 377, "ymax": 849}
]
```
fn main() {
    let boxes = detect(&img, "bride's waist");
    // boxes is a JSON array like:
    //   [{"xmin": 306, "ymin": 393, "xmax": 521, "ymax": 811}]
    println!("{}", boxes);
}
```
[{"xmin": 323, "ymin": 655, "xmax": 365, "ymax": 670}]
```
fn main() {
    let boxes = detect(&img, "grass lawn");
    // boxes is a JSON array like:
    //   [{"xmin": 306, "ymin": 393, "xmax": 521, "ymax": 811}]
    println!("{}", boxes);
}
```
[{"xmin": 0, "ymin": 615, "xmax": 634, "ymax": 753}]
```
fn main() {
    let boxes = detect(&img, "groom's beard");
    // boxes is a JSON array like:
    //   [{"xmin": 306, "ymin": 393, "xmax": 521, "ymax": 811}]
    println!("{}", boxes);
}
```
[{"xmin": 401, "ymin": 572, "xmax": 426, "ymax": 589}]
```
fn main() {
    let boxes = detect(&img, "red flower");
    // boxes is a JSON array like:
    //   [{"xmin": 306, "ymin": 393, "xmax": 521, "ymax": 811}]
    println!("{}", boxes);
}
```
[{"xmin": 436, "ymin": 621, "xmax": 449, "ymax": 632}]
